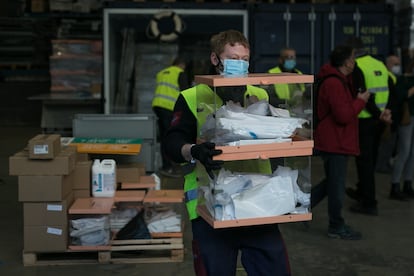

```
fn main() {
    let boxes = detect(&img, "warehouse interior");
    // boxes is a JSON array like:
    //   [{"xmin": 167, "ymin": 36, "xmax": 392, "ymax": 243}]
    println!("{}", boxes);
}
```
[{"xmin": 1, "ymin": 0, "xmax": 414, "ymax": 275}]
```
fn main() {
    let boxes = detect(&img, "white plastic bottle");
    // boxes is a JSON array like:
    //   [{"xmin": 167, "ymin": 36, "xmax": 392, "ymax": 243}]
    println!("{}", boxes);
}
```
[{"xmin": 91, "ymin": 159, "xmax": 116, "ymax": 197}]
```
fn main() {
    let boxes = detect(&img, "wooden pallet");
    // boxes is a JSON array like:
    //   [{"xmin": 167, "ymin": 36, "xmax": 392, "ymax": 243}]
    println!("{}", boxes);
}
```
[{"xmin": 22, "ymin": 237, "xmax": 184, "ymax": 266}]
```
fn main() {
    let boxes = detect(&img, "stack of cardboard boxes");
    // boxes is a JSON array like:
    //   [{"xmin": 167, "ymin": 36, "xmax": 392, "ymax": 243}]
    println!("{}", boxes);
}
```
[
  {"xmin": 9, "ymin": 134, "xmax": 150, "ymax": 253},
  {"xmin": 9, "ymin": 134, "xmax": 92, "ymax": 252}
]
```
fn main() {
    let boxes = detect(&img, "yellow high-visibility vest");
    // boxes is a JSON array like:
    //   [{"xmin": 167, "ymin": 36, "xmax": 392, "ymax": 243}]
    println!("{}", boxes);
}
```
[
  {"xmin": 268, "ymin": 66, "xmax": 305, "ymax": 99},
  {"xmin": 356, "ymin": 56, "xmax": 389, "ymax": 118},
  {"xmin": 152, "ymin": 65, "xmax": 183, "ymax": 111}
]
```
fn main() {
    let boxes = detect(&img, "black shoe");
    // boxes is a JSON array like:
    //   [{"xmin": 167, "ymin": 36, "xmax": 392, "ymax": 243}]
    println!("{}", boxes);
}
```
[
  {"xmin": 328, "ymin": 225, "xmax": 362, "ymax": 240},
  {"xmin": 389, "ymin": 189, "xmax": 408, "ymax": 201},
  {"xmin": 402, "ymin": 188, "xmax": 414, "ymax": 198},
  {"xmin": 346, "ymin": 187, "xmax": 362, "ymax": 202},
  {"xmin": 349, "ymin": 203, "xmax": 378, "ymax": 216},
  {"xmin": 402, "ymin": 181, "xmax": 414, "ymax": 198}
]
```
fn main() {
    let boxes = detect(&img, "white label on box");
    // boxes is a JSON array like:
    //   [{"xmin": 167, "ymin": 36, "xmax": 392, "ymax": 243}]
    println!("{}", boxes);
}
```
[
  {"xmin": 47, "ymin": 227, "xmax": 63, "ymax": 236},
  {"xmin": 34, "ymin": 144, "xmax": 49, "ymax": 154},
  {"xmin": 47, "ymin": 204, "xmax": 63, "ymax": 211}
]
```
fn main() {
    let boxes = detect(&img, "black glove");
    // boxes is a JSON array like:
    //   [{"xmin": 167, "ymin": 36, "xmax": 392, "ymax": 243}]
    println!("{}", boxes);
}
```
[{"xmin": 190, "ymin": 142, "xmax": 224, "ymax": 179}]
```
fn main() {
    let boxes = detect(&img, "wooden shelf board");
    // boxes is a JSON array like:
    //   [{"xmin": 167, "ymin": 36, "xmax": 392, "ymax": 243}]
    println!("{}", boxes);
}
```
[
  {"xmin": 121, "ymin": 182, "xmax": 156, "ymax": 189},
  {"xmin": 69, "ymin": 197, "xmax": 114, "ymax": 214},
  {"xmin": 214, "ymin": 140, "xmax": 314, "ymax": 161},
  {"xmin": 121, "ymin": 175, "xmax": 156, "ymax": 190},
  {"xmin": 194, "ymin": 73, "xmax": 314, "ymax": 86},
  {"xmin": 114, "ymin": 190, "xmax": 146, "ymax": 202},
  {"xmin": 143, "ymin": 190, "xmax": 184, "ymax": 203},
  {"xmin": 197, "ymin": 205, "xmax": 312, "ymax": 229},
  {"xmin": 139, "ymin": 175, "xmax": 156, "ymax": 185}
]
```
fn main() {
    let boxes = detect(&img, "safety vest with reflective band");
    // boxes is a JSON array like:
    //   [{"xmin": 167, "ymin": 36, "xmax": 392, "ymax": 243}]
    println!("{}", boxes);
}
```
[
  {"xmin": 152, "ymin": 66, "xmax": 183, "ymax": 111},
  {"xmin": 268, "ymin": 66, "xmax": 305, "ymax": 99},
  {"xmin": 388, "ymin": 71, "xmax": 397, "ymax": 85},
  {"xmin": 181, "ymin": 84, "xmax": 272, "ymax": 220},
  {"xmin": 356, "ymin": 56, "xmax": 390, "ymax": 118}
]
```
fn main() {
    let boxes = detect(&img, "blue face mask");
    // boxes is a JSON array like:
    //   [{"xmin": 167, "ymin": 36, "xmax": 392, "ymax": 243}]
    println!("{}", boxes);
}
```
[
  {"xmin": 283, "ymin": 59, "xmax": 296, "ymax": 70},
  {"xmin": 222, "ymin": 59, "xmax": 249, "ymax": 76}
]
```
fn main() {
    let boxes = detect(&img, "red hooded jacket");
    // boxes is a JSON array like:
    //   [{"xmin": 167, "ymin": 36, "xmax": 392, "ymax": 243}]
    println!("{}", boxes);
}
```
[{"xmin": 314, "ymin": 63, "xmax": 367, "ymax": 155}]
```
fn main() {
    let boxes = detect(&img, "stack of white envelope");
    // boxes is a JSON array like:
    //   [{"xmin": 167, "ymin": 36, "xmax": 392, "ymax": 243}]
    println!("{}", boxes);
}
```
[{"xmin": 201, "ymin": 166, "xmax": 310, "ymax": 221}]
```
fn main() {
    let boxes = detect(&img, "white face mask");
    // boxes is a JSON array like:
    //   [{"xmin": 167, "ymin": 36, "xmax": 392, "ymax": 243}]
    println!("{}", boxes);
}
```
[{"xmin": 391, "ymin": 65, "xmax": 401, "ymax": 75}]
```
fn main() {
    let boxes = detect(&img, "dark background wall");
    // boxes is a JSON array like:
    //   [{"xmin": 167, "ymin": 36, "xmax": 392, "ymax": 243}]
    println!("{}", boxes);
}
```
[{"xmin": 0, "ymin": 1, "xmax": 409, "ymax": 126}]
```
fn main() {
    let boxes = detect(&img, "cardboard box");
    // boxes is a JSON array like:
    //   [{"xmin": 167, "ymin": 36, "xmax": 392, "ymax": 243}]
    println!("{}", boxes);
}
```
[
  {"xmin": 18, "ymin": 173, "xmax": 73, "ymax": 202},
  {"xmin": 76, "ymin": 152, "xmax": 89, "ymax": 161},
  {"xmin": 9, "ymin": 146, "xmax": 76, "ymax": 176},
  {"xmin": 116, "ymin": 163, "xmax": 145, "ymax": 183},
  {"xmin": 73, "ymin": 189, "xmax": 91, "ymax": 199},
  {"xmin": 24, "ymin": 225, "xmax": 68, "ymax": 252},
  {"xmin": 28, "ymin": 134, "xmax": 61, "ymax": 159},
  {"xmin": 73, "ymin": 160, "xmax": 92, "ymax": 189},
  {"xmin": 136, "ymin": 162, "xmax": 146, "ymax": 175},
  {"xmin": 23, "ymin": 193, "xmax": 74, "ymax": 226}
]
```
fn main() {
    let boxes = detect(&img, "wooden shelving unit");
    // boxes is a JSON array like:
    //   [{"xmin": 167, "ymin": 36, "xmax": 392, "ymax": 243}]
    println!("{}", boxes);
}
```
[
  {"xmin": 194, "ymin": 73, "xmax": 314, "ymax": 228},
  {"xmin": 64, "ymin": 182, "xmax": 185, "ymax": 263}
]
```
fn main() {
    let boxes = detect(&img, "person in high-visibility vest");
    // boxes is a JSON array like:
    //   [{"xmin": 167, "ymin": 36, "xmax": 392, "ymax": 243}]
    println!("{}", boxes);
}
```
[
  {"xmin": 267, "ymin": 47, "xmax": 305, "ymax": 107},
  {"xmin": 344, "ymin": 37, "xmax": 394, "ymax": 215},
  {"xmin": 164, "ymin": 30, "xmax": 291, "ymax": 276},
  {"xmin": 152, "ymin": 56, "xmax": 190, "ymax": 178}
]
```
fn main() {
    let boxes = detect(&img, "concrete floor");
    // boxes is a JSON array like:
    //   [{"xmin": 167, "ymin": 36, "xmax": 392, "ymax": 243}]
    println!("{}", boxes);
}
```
[{"xmin": 1, "ymin": 126, "xmax": 413, "ymax": 276}]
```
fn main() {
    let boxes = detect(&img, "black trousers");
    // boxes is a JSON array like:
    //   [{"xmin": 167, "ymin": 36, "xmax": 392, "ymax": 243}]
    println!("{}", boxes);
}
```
[
  {"xmin": 153, "ymin": 106, "xmax": 173, "ymax": 170},
  {"xmin": 355, "ymin": 118, "xmax": 384, "ymax": 207},
  {"xmin": 312, "ymin": 152, "xmax": 348, "ymax": 229},
  {"xmin": 191, "ymin": 217, "xmax": 291, "ymax": 276}
]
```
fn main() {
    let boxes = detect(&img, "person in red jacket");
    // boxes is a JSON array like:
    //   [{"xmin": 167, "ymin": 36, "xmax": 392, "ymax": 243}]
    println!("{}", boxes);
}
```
[{"xmin": 311, "ymin": 45, "xmax": 370, "ymax": 240}]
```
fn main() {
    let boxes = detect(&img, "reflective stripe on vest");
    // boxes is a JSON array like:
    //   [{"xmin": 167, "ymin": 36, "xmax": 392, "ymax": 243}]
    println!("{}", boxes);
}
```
[
  {"xmin": 184, "ymin": 188, "xmax": 198, "ymax": 202},
  {"xmin": 356, "ymin": 56, "xmax": 389, "ymax": 118},
  {"xmin": 152, "ymin": 66, "xmax": 183, "ymax": 111},
  {"xmin": 180, "ymin": 85, "xmax": 216, "ymax": 220},
  {"xmin": 268, "ymin": 66, "xmax": 305, "ymax": 99},
  {"xmin": 158, "ymin": 81, "xmax": 180, "ymax": 91},
  {"xmin": 183, "ymin": 171, "xmax": 199, "ymax": 221}
]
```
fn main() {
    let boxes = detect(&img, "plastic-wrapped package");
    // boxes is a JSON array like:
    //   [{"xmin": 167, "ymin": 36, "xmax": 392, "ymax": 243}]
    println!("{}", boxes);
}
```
[
  {"xmin": 145, "ymin": 207, "xmax": 181, "ymax": 233},
  {"xmin": 232, "ymin": 175, "xmax": 296, "ymax": 219},
  {"xmin": 200, "ymin": 102, "xmax": 307, "ymax": 144},
  {"xmin": 274, "ymin": 165, "xmax": 311, "ymax": 208},
  {"xmin": 70, "ymin": 216, "xmax": 110, "ymax": 246},
  {"xmin": 202, "ymin": 168, "xmax": 303, "ymax": 221}
]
